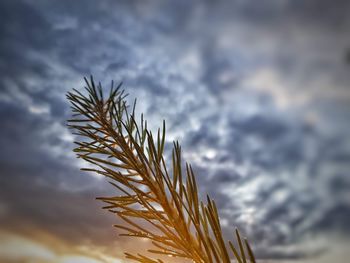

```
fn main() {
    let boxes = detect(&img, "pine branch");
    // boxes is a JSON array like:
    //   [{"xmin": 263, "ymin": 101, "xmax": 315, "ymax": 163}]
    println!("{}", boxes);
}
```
[{"xmin": 67, "ymin": 76, "xmax": 257, "ymax": 263}]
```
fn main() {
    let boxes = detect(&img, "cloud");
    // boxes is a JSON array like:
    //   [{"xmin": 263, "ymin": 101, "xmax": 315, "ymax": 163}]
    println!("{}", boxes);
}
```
[
  {"xmin": 0, "ymin": 0, "xmax": 349, "ymax": 261},
  {"xmin": 0, "ymin": 230, "xmax": 127, "ymax": 263}
]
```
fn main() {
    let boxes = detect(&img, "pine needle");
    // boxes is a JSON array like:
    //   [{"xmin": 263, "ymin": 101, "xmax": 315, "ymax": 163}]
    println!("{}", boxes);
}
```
[{"xmin": 67, "ymin": 76, "xmax": 257, "ymax": 263}]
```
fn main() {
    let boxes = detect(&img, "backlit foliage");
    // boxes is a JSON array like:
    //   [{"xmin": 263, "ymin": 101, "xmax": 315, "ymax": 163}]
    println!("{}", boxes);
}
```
[{"xmin": 67, "ymin": 76, "xmax": 256, "ymax": 263}]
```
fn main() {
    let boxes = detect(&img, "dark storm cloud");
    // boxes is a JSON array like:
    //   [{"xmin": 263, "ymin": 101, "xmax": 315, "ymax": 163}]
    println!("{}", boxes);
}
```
[
  {"xmin": 0, "ymin": 0, "xmax": 53, "ymax": 92},
  {"xmin": 1, "ymin": 0, "xmax": 350, "ymax": 261},
  {"xmin": 227, "ymin": 114, "xmax": 310, "ymax": 170},
  {"xmin": 288, "ymin": 0, "xmax": 350, "ymax": 29},
  {"xmin": 0, "ymin": 0, "xmax": 122, "ymax": 248},
  {"xmin": 0, "ymin": 90, "xmax": 116, "ymax": 245},
  {"xmin": 204, "ymin": 0, "xmax": 350, "ymax": 29}
]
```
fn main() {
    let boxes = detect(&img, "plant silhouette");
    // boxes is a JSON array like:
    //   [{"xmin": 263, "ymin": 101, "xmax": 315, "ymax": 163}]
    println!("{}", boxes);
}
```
[{"xmin": 67, "ymin": 76, "xmax": 256, "ymax": 263}]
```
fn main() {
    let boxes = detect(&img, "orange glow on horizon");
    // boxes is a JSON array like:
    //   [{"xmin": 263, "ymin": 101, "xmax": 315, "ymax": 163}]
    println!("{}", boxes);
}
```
[{"xmin": 0, "ymin": 229, "xmax": 125, "ymax": 263}]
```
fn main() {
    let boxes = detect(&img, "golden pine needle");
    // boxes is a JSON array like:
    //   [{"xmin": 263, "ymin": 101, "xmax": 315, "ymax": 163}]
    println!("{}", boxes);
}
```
[{"xmin": 67, "ymin": 76, "xmax": 257, "ymax": 263}]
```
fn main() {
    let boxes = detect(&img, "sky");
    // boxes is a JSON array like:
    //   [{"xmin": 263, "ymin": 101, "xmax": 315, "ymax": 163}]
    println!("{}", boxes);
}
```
[{"xmin": 0, "ymin": 0, "xmax": 350, "ymax": 262}]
